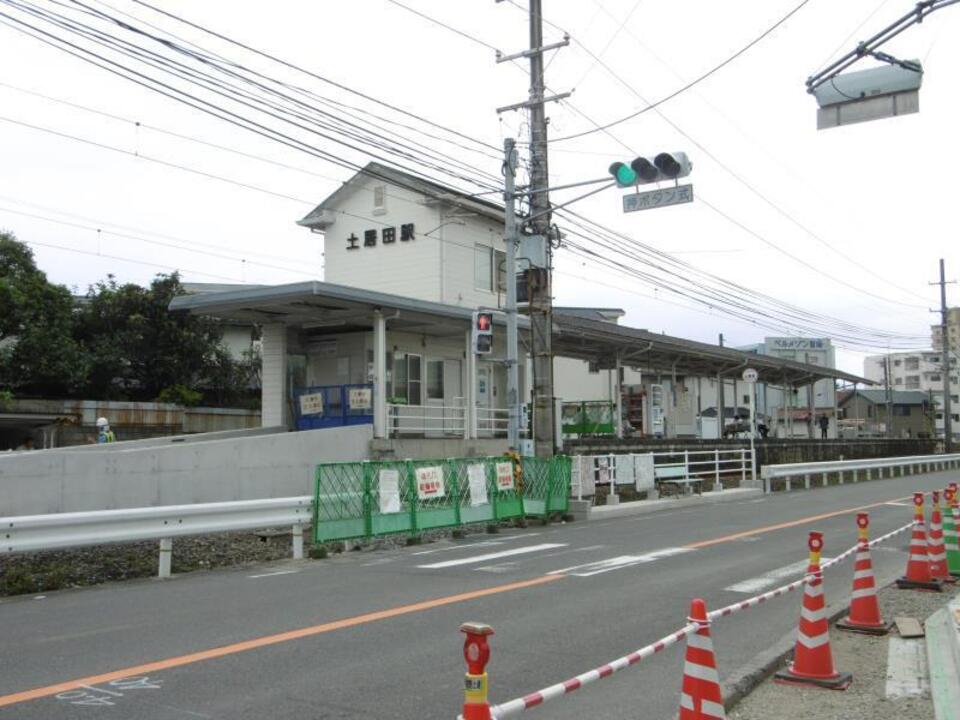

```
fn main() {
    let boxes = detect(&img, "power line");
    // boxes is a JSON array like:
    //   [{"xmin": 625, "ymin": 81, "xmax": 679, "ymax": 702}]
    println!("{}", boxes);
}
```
[{"xmin": 550, "ymin": 0, "xmax": 814, "ymax": 141}]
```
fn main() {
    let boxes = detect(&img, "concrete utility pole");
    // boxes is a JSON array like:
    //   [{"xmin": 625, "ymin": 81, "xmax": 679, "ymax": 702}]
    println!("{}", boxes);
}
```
[
  {"xmin": 503, "ymin": 138, "xmax": 520, "ymax": 448},
  {"xmin": 526, "ymin": 0, "xmax": 555, "ymax": 458},
  {"xmin": 936, "ymin": 258, "xmax": 954, "ymax": 451}
]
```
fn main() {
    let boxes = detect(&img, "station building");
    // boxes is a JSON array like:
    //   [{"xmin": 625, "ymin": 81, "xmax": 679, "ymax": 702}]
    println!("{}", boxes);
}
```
[{"xmin": 171, "ymin": 163, "xmax": 866, "ymax": 447}]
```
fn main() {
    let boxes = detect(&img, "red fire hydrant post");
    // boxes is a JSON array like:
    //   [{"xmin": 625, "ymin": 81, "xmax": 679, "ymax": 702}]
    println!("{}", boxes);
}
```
[{"xmin": 461, "ymin": 622, "xmax": 494, "ymax": 720}]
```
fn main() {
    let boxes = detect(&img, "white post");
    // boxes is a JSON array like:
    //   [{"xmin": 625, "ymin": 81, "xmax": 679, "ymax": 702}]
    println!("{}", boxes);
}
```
[
  {"xmin": 714, "ymin": 449, "xmax": 721, "ymax": 492},
  {"xmin": 822, "ymin": 472, "xmax": 827, "ymax": 488},
  {"xmin": 466, "ymin": 330, "xmax": 478, "ymax": 439},
  {"xmin": 748, "ymin": 379, "xmax": 757, "ymax": 487},
  {"xmin": 158, "ymin": 538, "xmax": 172, "ymax": 578},
  {"xmin": 804, "ymin": 473, "xmax": 811, "ymax": 490},
  {"xmin": 740, "ymin": 448, "xmax": 746, "ymax": 486},
  {"xmin": 292, "ymin": 525, "xmax": 304, "ymax": 560},
  {"xmin": 261, "ymin": 323, "xmax": 288, "ymax": 428},
  {"xmin": 614, "ymin": 354, "xmax": 624, "ymax": 440},
  {"xmin": 373, "ymin": 310, "xmax": 387, "ymax": 439}
]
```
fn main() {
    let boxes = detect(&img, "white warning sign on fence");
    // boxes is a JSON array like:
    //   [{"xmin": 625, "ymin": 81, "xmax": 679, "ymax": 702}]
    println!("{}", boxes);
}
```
[
  {"xmin": 467, "ymin": 464, "xmax": 488, "ymax": 507},
  {"xmin": 378, "ymin": 468, "xmax": 401, "ymax": 514},
  {"xmin": 415, "ymin": 466, "xmax": 445, "ymax": 500},
  {"xmin": 495, "ymin": 462, "xmax": 514, "ymax": 491},
  {"xmin": 349, "ymin": 387, "xmax": 372, "ymax": 411},
  {"xmin": 299, "ymin": 392, "xmax": 324, "ymax": 416}
]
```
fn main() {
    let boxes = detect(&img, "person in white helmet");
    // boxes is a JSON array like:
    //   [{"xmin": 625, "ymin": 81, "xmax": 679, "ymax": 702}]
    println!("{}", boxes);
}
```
[{"xmin": 96, "ymin": 417, "xmax": 116, "ymax": 444}]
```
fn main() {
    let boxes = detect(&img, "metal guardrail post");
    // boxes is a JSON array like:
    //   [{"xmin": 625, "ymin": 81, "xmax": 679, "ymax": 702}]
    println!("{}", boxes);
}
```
[
  {"xmin": 804, "ymin": 474, "xmax": 810, "ymax": 490},
  {"xmin": 158, "ymin": 537, "xmax": 172, "ymax": 578},
  {"xmin": 822, "ymin": 472, "xmax": 828, "ymax": 488},
  {"xmin": 714, "ymin": 449, "xmax": 721, "ymax": 492},
  {"xmin": 740, "ymin": 448, "xmax": 746, "ymax": 486},
  {"xmin": 292, "ymin": 524, "xmax": 304, "ymax": 560}
]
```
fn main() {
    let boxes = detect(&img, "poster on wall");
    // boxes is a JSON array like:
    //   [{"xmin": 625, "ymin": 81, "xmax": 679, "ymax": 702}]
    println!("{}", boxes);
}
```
[
  {"xmin": 378, "ymin": 468, "xmax": 401, "ymax": 514},
  {"xmin": 495, "ymin": 462, "xmax": 514, "ymax": 491},
  {"xmin": 349, "ymin": 387, "xmax": 372, "ymax": 411},
  {"xmin": 467, "ymin": 464, "xmax": 488, "ymax": 507},
  {"xmin": 299, "ymin": 393, "xmax": 324, "ymax": 416},
  {"xmin": 415, "ymin": 466, "xmax": 445, "ymax": 500}
]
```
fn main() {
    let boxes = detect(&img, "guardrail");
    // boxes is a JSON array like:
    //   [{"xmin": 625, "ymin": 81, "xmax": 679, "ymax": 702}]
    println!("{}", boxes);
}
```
[
  {"xmin": 760, "ymin": 453, "xmax": 960, "ymax": 493},
  {"xmin": 0, "ymin": 496, "xmax": 312, "ymax": 578},
  {"xmin": 388, "ymin": 403, "xmax": 466, "ymax": 437}
]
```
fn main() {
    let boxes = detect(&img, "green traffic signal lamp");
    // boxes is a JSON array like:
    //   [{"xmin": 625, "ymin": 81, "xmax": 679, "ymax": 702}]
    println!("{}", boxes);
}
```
[{"xmin": 609, "ymin": 162, "xmax": 637, "ymax": 187}]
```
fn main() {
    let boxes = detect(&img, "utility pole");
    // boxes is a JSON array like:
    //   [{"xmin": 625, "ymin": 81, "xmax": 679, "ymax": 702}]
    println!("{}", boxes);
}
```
[
  {"xmin": 527, "ymin": 0, "xmax": 555, "ymax": 458},
  {"xmin": 883, "ymin": 354, "xmax": 892, "ymax": 438},
  {"xmin": 934, "ymin": 258, "xmax": 955, "ymax": 451},
  {"xmin": 503, "ymin": 138, "xmax": 520, "ymax": 448}
]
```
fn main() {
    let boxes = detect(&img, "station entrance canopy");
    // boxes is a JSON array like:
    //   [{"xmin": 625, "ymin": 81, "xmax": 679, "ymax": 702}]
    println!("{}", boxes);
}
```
[{"xmin": 552, "ymin": 312, "xmax": 872, "ymax": 387}]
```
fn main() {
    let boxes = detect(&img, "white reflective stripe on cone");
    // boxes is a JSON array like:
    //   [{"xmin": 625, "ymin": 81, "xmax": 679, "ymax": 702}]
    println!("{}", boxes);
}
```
[
  {"xmin": 797, "ymin": 631, "xmax": 831, "ymax": 649},
  {"xmin": 683, "ymin": 661, "xmax": 721, "ymax": 683}
]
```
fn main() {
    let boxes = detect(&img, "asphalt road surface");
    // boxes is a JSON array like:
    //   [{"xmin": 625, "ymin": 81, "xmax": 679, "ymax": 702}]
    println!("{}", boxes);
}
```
[{"xmin": 0, "ymin": 470, "xmax": 956, "ymax": 720}]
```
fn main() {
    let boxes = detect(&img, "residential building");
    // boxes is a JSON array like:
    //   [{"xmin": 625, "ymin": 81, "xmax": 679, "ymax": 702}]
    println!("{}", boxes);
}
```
[
  {"xmin": 837, "ymin": 389, "xmax": 932, "ymax": 438},
  {"xmin": 864, "ymin": 351, "xmax": 959, "ymax": 440},
  {"xmin": 931, "ymin": 306, "xmax": 960, "ymax": 353}
]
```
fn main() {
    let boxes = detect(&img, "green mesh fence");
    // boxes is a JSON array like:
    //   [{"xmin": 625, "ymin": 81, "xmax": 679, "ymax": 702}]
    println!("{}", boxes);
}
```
[
  {"xmin": 313, "ymin": 456, "xmax": 572, "ymax": 543},
  {"xmin": 314, "ymin": 462, "xmax": 367, "ymax": 542}
]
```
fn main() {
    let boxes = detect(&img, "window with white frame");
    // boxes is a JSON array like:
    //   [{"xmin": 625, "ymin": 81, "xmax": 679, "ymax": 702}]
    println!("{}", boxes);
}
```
[
  {"xmin": 426, "ymin": 360, "xmax": 444, "ymax": 400},
  {"xmin": 474, "ymin": 244, "xmax": 506, "ymax": 292}
]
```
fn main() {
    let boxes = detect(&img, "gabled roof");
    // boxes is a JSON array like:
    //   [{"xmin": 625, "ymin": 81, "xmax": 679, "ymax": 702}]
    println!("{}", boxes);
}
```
[
  {"xmin": 297, "ymin": 162, "xmax": 505, "ymax": 230},
  {"xmin": 841, "ymin": 389, "xmax": 930, "ymax": 406}
]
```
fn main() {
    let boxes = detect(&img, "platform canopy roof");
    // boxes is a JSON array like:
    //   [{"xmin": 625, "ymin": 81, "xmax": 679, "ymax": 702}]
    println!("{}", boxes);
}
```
[
  {"xmin": 170, "ymin": 282, "xmax": 871, "ymax": 387},
  {"xmin": 552, "ymin": 312, "xmax": 873, "ymax": 387}
]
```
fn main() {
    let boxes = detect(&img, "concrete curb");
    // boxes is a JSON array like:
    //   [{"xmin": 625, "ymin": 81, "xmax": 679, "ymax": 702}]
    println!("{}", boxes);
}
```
[
  {"xmin": 926, "ymin": 596, "xmax": 960, "ymax": 720},
  {"xmin": 587, "ymin": 488, "xmax": 762, "ymax": 521}
]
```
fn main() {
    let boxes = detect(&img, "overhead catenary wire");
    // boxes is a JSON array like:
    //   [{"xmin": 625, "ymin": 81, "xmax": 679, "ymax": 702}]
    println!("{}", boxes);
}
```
[{"xmin": 0, "ymin": 0, "xmax": 928, "ymax": 348}]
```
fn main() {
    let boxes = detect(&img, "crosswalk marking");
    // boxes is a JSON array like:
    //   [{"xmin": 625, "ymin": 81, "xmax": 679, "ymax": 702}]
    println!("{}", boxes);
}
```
[
  {"xmin": 416, "ymin": 543, "xmax": 566, "ymax": 569},
  {"xmin": 724, "ymin": 558, "xmax": 831, "ymax": 594},
  {"xmin": 548, "ymin": 547, "xmax": 692, "ymax": 577}
]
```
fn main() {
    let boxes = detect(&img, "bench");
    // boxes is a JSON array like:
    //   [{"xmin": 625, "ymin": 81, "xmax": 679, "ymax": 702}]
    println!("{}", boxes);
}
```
[{"xmin": 654, "ymin": 463, "xmax": 703, "ymax": 497}]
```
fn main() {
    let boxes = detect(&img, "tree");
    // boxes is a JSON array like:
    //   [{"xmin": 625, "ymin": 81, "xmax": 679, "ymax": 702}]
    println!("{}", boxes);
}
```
[
  {"xmin": 0, "ymin": 231, "xmax": 86, "ymax": 395},
  {"xmin": 75, "ymin": 273, "xmax": 258, "ymax": 404}
]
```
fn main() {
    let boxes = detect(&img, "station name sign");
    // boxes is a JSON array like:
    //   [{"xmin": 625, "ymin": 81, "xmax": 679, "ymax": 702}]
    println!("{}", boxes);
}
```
[{"xmin": 347, "ymin": 223, "xmax": 415, "ymax": 250}]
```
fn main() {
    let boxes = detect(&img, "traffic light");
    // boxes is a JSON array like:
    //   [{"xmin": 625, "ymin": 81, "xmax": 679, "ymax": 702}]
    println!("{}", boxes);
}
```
[
  {"xmin": 608, "ymin": 152, "xmax": 692, "ymax": 187},
  {"xmin": 472, "ymin": 311, "xmax": 493, "ymax": 355}
]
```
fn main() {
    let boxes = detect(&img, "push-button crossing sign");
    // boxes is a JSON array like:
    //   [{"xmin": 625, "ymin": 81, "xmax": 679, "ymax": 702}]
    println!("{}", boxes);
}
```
[{"xmin": 623, "ymin": 184, "xmax": 694, "ymax": 213}]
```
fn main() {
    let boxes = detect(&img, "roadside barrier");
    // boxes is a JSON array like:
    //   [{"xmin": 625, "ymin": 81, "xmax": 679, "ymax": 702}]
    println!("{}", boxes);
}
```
[
  {"xmin": 774, "ymin": 532, "xmax": 851, "ymax": 689},
  {"xmin": 928, "ymin": 491, "xmax": 951, "ymax": 581},
  {"xmin": 314, "ymin": 456, "xmax": 571, "ymax": 544},
  {"xmin": 896, "ymin": 492, "xmax": 942, "ymax": 592},
  {"xmin": 456, "ymin": 500, "xmax": 925, "ymax": 719},
  {"xmin": 945, "ymin": 485, "xmax": 960, "ymax": 576},
  {"xmin": 680, "ymin": 599, "xmax": 727, "ymax": 720},
  {"xmin": 836, "ymin": 513, "xmax": 890, "ymax": 635},
  {"xmin": 761, "ymin": 453, "xmax": 960, "ymax": 493}
]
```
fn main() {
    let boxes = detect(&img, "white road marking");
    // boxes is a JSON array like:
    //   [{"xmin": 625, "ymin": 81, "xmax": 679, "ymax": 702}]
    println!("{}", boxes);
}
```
[
  {"xmin": 548, "ymin": 547, "xmax": 692, "ymax": 577},
  {"xmin": 416, "ymin": 543, "xmax": 566, "ymax": 569},
  {"xmin": 247, "ymin": 569, "xmax": 299, "ymax": 579},
  {"xmin": 885, "ymin": 637, "xmax": 930, "ymax": 698},
  {"xmin": 724, "ymin": 558, "xmax": 831, "ymax": 594},
  {"xmin": 410, "ymin": 541, "xmax": 505, "ymax": 556},
  {"xmin": 361, "ymin": 558, "xmax": 396, "ymax": 567}
]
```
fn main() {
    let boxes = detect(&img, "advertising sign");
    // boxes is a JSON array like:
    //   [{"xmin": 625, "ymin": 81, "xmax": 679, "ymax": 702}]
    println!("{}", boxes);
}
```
[
  {"xmin": 415, "ymin": 466, "xmax": 445, "ymax": 500},
  {"xmin": 495, "ymin": 462, "xmax": 514, "ymax": 491}
]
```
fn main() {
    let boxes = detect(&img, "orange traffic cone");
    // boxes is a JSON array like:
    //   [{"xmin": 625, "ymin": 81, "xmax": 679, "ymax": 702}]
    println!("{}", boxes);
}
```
[
  {"xmin": 775, "ymin": 532, "xmax": 852, "ymax": 690},
  {"xmin": 896, "ymin": 492, "xmax": 942, "ymax": 592},
  {"xmin": 837, "ymin": 513, "xmax": 891, "ymax": 635},
  {"xmin": 679, "ymin": 598, "xmax": 727, "ymax": 720},
  {"xmin": 928, "ymin": 490, "xmax": 953, "ymax": 582}
]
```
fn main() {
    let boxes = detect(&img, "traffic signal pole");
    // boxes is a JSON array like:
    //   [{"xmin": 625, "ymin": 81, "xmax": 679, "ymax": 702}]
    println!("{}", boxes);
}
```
[
  {"xmin": 937, "ymin": 259, "xmax": 954, "ymax": 451},
  {"xmin": 503, "ymin": 138, "xmax": 521, "ymax": 449},
  {"xmin": 527, "ymin": 0, "xmax": 556, "ymax": 458}
]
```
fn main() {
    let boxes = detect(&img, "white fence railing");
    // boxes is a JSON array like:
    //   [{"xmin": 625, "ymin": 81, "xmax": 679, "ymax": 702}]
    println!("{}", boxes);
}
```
[
  {"xmin": 0, "ymin": 496, "xmax": 312, "ymax": 577},
  {"xmin": 571, "ymin": 449, "xmax": 755, "ymax": 501},
  {"xmin": 761, "ymin": 453, "xmax": 960, "ymax": 493},
  {"xmin": 388, "ymin": 403, "xmax": 466, "ymax": 437}
]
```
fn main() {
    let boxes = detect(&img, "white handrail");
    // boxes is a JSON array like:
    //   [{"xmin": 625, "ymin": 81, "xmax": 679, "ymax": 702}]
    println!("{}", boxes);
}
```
[{"xmin": 761, "ymin": 453, "xmax": 960, "ymax": 493}]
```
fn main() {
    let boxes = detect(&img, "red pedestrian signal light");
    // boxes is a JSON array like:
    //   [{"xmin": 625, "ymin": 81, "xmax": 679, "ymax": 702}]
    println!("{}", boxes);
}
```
[{"xmin": 472, "ymin": 311, "xmax": 494, "ymax": 355}]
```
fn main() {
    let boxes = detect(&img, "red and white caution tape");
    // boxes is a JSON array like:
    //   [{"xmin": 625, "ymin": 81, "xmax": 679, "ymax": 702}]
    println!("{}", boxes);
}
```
[
  {"xmin": 489, "ymin": 624, "xmax": 697, "ymax": 720},
  {"xmin": 484, "ymin": 519, "xmax": 914, "ymax": 718}
]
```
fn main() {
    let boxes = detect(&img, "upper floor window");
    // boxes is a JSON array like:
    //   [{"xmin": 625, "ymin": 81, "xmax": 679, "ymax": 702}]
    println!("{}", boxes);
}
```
[
  {"xmin": 474, "ymin": 244, "xmax": 506, "ymax": 293},
  {"xmin": 373, "ymin": 185, "xmax": 387, "ymax": 215},
  {"xmin": 905, "ymin": 357, "xmax": 919, "ymax": 371}
]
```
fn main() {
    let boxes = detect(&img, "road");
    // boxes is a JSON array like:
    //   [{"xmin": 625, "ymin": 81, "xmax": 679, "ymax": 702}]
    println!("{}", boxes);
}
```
[{"xmin": 0, "ymin": 471, "xmax": 955, "ymax": 720}]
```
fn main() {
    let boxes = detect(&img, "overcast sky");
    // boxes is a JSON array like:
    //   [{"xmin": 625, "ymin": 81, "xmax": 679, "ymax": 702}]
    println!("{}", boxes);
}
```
[{"xmin": 0, "ymin": 0, "xmax": 957, "ymax": 375}]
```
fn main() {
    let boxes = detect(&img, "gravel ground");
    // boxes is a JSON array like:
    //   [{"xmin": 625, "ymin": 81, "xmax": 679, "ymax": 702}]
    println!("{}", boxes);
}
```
[
  {"xmin": 730, "ymin": 583, "xmax": 960, "ymax": 720},
  {"xmin": 0, "ymin": 518, "xmax": 534, "ymax": 597}
]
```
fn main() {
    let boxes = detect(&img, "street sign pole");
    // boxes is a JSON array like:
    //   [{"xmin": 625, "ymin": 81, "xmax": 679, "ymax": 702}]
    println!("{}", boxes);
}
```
[{"xmin": 743, "ymin": 368, "xmax": 759, "ymax": 487}]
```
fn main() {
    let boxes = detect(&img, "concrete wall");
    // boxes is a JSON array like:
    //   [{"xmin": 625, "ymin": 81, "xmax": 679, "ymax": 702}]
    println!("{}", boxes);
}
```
[
  {"xmin": 0, "ymin": 425, "xmax": 372, "ymax": 516},
  {"xmin": 370, "ymin": 437, "xmax": 511, "ymax": 460}
]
